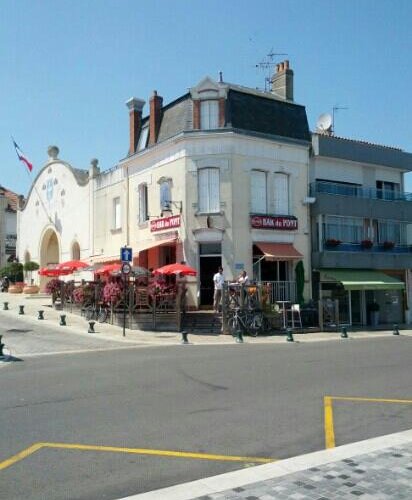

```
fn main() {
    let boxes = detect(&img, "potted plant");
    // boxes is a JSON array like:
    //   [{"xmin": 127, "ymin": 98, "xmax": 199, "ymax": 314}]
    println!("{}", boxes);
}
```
[
  {"xmin": 23, "ymin": 261, "xmax": 40, "ymax": 294},
  {"xmin": 361, "ymin": 239, "xmax": 373, "ymax": 249},
  {"xmin": 325, "ymin": 238, "xmax": 341, "ymax": 248},
  {"xmin": 383, "ymin": 241, "xmax": 395, "ymax": 250},
  {"xmin": 368, "ymin": 301, "xmax": 380, "ymax": 327}
]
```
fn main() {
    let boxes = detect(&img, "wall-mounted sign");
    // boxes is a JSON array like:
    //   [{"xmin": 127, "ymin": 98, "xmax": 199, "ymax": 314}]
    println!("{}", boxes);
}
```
[
  {"xmin": 150, "ymin": 214, "xmax": 181, "ymax": 233},
  {"xmin": 250, "ymin": 215, "xmax": 298, "ymax": 230}
]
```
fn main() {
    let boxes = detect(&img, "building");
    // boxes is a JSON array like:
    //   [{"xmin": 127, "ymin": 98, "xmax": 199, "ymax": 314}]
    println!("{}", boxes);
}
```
[
  {"xmin": 0, "ymin": 185, "xmax": 20, "ymax": 267},
  {"xmin": 18, "ymin": 61, "xmax": 313, "ymax": 308},
  {"xmin": 310, "ymin": 133, "xmax": 412, "ymax": 326}
]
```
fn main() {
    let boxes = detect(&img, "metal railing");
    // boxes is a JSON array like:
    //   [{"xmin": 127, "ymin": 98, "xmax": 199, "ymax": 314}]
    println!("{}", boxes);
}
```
[
  {"xmin": 265, "ymin": 281, "xmax": 297, "ymax": 303},
  {"xmin": 310, "ymin": 181, "xmax": 412, "ymax": 202}
]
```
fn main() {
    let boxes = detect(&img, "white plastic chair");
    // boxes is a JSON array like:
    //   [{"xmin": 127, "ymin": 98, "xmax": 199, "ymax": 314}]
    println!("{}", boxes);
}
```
[{"xmin": 287, "ymin": 304, "xmax": 302, "ymax": 329}]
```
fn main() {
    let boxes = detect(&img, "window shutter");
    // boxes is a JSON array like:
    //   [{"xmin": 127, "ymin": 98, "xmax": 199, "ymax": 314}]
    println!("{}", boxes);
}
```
[
  {"xmin": 251, "ymin": 171, "xmax": 266, "ymax": 213},
  {"xmin": 274, "ymin": 173, "xmax": 289, "ymax": 215},
  {"xmin": 200, "ymin": 101, "xmax": 218, "ymax": 130},
  {"xmin": 115, "ymin": 198, "xmax": 121, "ymax": 229},
  {"xmin": 208, "ymin": 168, "xmax": 220, "ymax": 212},
  {"xmin": 198, "ymin": 170, "xmax": 208, "ymax": 212}
]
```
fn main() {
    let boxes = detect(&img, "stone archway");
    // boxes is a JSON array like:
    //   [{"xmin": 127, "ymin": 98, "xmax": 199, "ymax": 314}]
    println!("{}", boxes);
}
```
[{"xmin": 39, "ymin": 228, "xmax": 60, "ymax": 289}]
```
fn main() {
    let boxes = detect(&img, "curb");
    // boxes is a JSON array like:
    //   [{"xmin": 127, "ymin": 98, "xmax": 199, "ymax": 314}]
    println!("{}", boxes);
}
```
[{"xmin": 118, "ymin": 429, "xmax": 412, "ymax": 500}]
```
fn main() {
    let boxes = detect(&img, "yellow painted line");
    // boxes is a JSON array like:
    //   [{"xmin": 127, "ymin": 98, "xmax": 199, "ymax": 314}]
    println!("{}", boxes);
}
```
[
  {"xmin": 330, "ymin": 396, "xmax": 412, "ymax": 404},
  {"xmin": 324, "ymin": 396, "xmax": 335, "ymax": 449},
  {"xmin": 40, "ymin": 442, "xmax": 275, "ymax": 463},
  {"xmin": 0, "ymin": 443, "xmax": 44, "ymax": 471}
]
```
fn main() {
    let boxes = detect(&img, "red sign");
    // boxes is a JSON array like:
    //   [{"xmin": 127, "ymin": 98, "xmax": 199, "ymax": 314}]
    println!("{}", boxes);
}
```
[
  {"xmin": 250, "ymin": 215, "xmax": 298, "ymax": 230},
  {"xmin": 150, "ymin": 215, "xmax": 181, "ymax": 232}
]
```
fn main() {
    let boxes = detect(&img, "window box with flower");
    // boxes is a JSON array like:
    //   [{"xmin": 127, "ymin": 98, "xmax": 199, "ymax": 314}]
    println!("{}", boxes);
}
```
[
  {"xmin": 325, "ymin": 238, "xmax": 341, "ymax": 248},
  {"xmin": 382, "ymin": 241, "xmax": 395, "ymax": 250},
  {"xmin": 361, "ymin": 239, "xmax": 373, "ymax": 249}
]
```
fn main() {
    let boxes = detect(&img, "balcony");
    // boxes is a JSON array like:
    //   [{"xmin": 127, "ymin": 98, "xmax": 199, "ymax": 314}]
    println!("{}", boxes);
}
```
[
  {"xmin": 310, "ymin": 181, "xmax": 412, "ymax": 201},
  {"xmin": 322, "ymin": 241, "xmax": 412, "ymax": 254}
]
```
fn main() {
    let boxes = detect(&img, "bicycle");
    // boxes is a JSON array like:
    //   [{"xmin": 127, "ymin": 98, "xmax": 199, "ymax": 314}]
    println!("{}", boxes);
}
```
[
  {"xmin": 84, "ymin": 302, "xmax": 109, "ymax": 323},
  {"xmin": 227, "ymin": 307, "xmax": 269, "ymax": 337}
]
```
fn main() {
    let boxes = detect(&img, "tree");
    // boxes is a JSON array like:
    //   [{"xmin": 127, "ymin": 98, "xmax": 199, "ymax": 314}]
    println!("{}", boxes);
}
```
[
  {"xmin": 295, "ymin": 261, "xmax": 305, "ymax": 306},
  {"xmin": 0, "ymin": 262, "xmax": 24, "ymax": 283},
  {"xmin": 24, "ymin": 261, "xmax": 40, "ymax": 284}
]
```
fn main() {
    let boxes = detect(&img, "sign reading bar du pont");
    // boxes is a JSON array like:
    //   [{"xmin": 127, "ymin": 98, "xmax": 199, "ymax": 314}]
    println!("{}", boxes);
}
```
[
  {"xmin": 150, "ymin": 214, "xmax": 181, "ymax": 232},
  {"xmin": 251, "ymin": 215, "xmax": 298, "ymax": 230}
]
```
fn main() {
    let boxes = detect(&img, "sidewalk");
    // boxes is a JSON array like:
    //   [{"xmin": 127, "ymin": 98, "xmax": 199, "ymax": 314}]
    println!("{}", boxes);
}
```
[
  {"xmin": 1, "ymin": 291, "xmax": 412, "ymax": 348},
  {"xmin": 120, "ymin": 430, "xmax": 412, "ymax": 499}
]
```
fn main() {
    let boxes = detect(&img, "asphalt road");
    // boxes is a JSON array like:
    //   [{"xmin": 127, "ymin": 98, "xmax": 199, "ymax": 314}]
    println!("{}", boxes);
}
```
[{"xmin": 0, "ymin": 324, "xmax": 411, "ymax": 499}]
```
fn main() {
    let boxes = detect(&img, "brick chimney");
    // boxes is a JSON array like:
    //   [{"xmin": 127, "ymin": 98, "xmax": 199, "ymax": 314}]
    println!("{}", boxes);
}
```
[
  {"xmin": 149, "ymin": 90, "xmax": 163, "ymax": 146},
  {"xmin": 271, "ymin": 59, "xmax": 294, "ymax": 101},
  {"xmin": 126, "ymin": 97, "xmax": 145, "ymax": 155}
]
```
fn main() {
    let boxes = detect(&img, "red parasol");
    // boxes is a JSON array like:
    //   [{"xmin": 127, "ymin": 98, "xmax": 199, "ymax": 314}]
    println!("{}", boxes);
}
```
[
  {"xmin": 56, "ymin": 260, "xmax": 89, "ymax": 273},
  {"xmin": 39, "ymin": 266, "xmax": 70, "ymax": 277},
  {"xmin": 154, "ymin": 263, "xmax": 197, "ymax": 276},
  {"xmin": 95, "ymin": 263, "xmax": 122, "ymax": 275}
]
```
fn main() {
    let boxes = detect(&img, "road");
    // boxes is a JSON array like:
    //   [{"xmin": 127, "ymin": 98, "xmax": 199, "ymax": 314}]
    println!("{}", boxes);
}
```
[{"xmin": 0, "ymin": 318, "xmax": 411, "ymax": 499}]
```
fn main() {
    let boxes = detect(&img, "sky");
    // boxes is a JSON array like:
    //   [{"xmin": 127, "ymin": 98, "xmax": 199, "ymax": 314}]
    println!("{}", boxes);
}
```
[{"xmin": 1, "ymin": 0, "xmax": 412, "ymax": 195}]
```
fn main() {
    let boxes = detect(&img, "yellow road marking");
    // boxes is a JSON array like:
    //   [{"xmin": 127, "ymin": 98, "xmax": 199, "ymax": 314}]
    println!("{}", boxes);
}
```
[
  {"xmin": 0, "ymin": 442, "xmax": 275, "ymax": 472},
  {"xmin": 0, "ymin": 443, "xmax": 44, "ymax": 471},
  {"xmin": 324, "ymin": 395, "xmax": 412, "ymax": 449},
  {"xmin": 324, "ymin": 396, "xmax": 335, "ymax": 449}
]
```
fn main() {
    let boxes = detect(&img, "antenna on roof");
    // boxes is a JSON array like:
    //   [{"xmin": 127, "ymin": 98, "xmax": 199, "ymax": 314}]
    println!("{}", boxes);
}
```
[
  {"xmin": 255, "ymin": 48, "xmax": 288, "ymax": 91},
  {"xmin": 332, "ymin": 105, "xmax": 348, "ymax": 135}
]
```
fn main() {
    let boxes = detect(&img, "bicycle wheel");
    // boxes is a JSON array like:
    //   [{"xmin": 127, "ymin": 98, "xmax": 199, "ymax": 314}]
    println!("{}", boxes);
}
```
[
  {"xmin": 248, "ymin": 313, "xmax": 261, "ymax": 336},
  {"xmin": 85, "ymin": 306, "xmax": 95, "ymax": 321},
  {"xmin": 97, "ymin": 308, "xmax": 108, "ymax": 323},
  {"xmin": 227, "ymin": 315, "xmax": 240, "ymax": 337}
]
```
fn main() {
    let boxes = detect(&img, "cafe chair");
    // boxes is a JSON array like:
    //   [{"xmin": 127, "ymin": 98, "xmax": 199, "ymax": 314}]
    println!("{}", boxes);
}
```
[{"xmin": 286, "ymin": 303, "xmax": 302, "ymax": 329}]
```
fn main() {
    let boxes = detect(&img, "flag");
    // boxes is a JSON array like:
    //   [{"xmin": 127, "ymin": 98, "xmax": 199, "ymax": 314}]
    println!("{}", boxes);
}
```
[{"xmin": 13, "ymin": 140, "xmax": 33, "ymax": 172}]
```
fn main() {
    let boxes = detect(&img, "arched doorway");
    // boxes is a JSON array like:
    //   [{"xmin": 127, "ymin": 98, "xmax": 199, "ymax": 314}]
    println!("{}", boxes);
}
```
[
  {"xmin": 71, "ymin": 241, "xmax": 80, "ymax": 261},
  {"xmin": 39, "ymin": 228, "xmax": 60, "ymax": 289}
]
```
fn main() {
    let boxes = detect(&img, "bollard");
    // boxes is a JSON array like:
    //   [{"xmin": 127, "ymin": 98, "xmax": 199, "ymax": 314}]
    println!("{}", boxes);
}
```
[
  {"xmin": 0, "ymin": 335, "xmax": 4, "ymax": 356},
  {"xmin": 18, "ymin": 305, "xmax": 25, "ymax": 315},
  {"xmin": 59, "ymin": 315, "xmax": 66, "ymax": 326},
  {"xmin": 340, "ymin": 326, "xmax": 348, "ymax": 338},
  {"xmin": 3, "ymin": 302, "xmax": 9, "ymax": 311},
  {"xmin": 236, "ymin": 329, "xmax": 244, "ymax": 343},
  {"xmin": 181, "ymin": 331, "xmax": 189, "ymax": 344},
  {"xmin": 393, "ymin": 324, "xmax": 400, "ymax": 336},
  {"xmin": 38, "ymin": 310, "xmax": 44, "ymax": 320},
  {"xmin": 286, "ymin": 328, "xmax": 294, "ymax": 342},
  {"xmin": 88, "ymin": 321, "xmax": 95, "ymax": 333}
]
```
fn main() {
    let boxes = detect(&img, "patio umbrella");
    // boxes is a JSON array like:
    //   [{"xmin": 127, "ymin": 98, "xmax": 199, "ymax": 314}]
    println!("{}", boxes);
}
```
[
  {"xmin": 56, "ymin": 260, "xmax": 89, "ymax": 273},
  {"xmin": 39, "ymin": 266, "xmax": 70, "ymax": 277},
  {"xmin": 95, "ymin": 263, "xmax": 122, "ymax": 275},
  {"xmin": 154, "ymin": 263, "xmax": 197, "ymax": 276}
]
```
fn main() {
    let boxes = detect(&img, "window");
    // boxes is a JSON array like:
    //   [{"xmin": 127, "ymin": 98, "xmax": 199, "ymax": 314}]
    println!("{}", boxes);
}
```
[
  {"xmin": 198, "ymin": 168, "xmax": 220, "ymax": 213},
  {"xmin": 113, "ymin": 197, "xmax": 121, "ymax": 230},
  {"xmin": 376, "ymin": 181, "xmax": 400, "ymax": 200},
  {"xmin": 324, "ymin": 216, "xmax": 364, "ymax": 243},
  {"xmin": 138, "ymin": 184, "xmax": 148, "ymax": 224},
  {"xmin": 273, "ymin": 173, "xmax": 289, "ymax": 215},
  {"xmin": 160, "ymin": 181, "xmax": 171, "ymax": 210},
  {"xmin": 200, "ymin": 101, "xmax": 219, "ymax": 130},
  {"xmin": 377, "ymin": 220, "xmax": 406, "ymax": 245},
  {"xmin": 250, "ymin": 170, "xmax": 267, "ymax": 214},
  {"xmin": 137, "ymin": 126, "xmax": 149, "ymax": 151}
]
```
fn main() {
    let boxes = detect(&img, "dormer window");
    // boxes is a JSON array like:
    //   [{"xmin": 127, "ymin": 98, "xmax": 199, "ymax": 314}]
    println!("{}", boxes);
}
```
[
  {"xmin": 137, "ymin": 126, "xmax": 149, "ymax": 151},
  {"xmin": 200, "ymin": 100, "xmax": 219, "ymax": 130}
]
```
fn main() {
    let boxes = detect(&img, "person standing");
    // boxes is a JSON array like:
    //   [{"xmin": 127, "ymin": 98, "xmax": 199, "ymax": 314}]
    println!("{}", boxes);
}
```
[
  {"xmin": 213, "ymin": 266, "xmax": 224, "ymax": 313},
  {"xmin": 237, "ymin": 270, "xmax": 249, "ymax": 285}
]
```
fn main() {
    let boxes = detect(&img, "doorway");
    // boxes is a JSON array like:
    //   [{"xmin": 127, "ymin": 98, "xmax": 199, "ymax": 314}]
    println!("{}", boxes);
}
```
[{"xmin": 199, "ymin": 243, "xmax": 221, "ymax": 307}]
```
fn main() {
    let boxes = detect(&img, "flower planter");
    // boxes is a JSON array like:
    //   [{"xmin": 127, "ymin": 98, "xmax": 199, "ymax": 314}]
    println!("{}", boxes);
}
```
[
  {"xmin": 361, "ymin": 240, "xmax": 373, "ymax": 249},
  {"xmin": 23, "ymin": 285, "xmax": 40, "ymax": 294},
  {"xmin": 325, "ymin": 239, "xmax": 341, "ymax": 248},
  {"xmin": 8, "ymin": 285, "xmax": 23, "ymax": 294},
  {"xmin": 383, "ymin": 241, "xmax": 395, "ymax": 250}
]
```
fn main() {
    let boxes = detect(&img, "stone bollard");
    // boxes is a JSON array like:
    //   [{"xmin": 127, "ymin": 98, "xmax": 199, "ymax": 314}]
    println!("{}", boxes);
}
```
[
  {"xmin": 286, "ymin": 328, "xmax": 294, "ymax": 342},
  {"xmin": 88, "ymin": 321, "xmax": 95, "ymax": 333},
  {"xmin": 18, "ymin": 305, "xmax": 25, "ymax": 315},
  {"xmin": 3, "ymin": 302, "xmax": 9, "ymax": 311},
  {"xmin": 0, "ymin": 335, "xmax": 4, "ymax": 356},
  {"xmin": 59, "ymin": 315, "xmax": 66, "ymax": 326},
  {"xmin": 236, "ymin": 329, "xmax": 244, "ymax": 343},
  {"xmin": 181, "ymin": 331, "xmax": 189, "ymax": 344},
  {"xmin": 393, "ymin": 324, "xmax": 400, "ymax": 336},
  {"xmin": 38, "ymin": 310, "xmax": 44, "ymax": 320},
  {"xmin": 340, "ymin": 326, "xmax": 348, "ymax": 338}
]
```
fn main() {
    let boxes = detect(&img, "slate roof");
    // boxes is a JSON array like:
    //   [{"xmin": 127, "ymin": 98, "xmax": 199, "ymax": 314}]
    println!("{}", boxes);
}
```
[{"xmin": 0, "ymin": 185, "xmax": 20, "ymax": 212}]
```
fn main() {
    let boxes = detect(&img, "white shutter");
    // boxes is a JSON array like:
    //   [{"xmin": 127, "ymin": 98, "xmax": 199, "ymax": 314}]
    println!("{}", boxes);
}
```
[
  {"xmin": 138, "ymin": 185, "xmax": 147, "ymax": 223},
  {"xmin": 251, "ymin": 171, "xmax": 267, "ymax": 213},
  {"xmin": 274, "ymin": 173, "xmax": 289, "ymax": 215},
  {"xmin": 114, "ymin": 197, "xmax": 121, "ymax": 229},
  {"xmin": 200, "ymin": 101, "xmax": 218, "ymax": 130},
  {"xmin": 198, "ymin": 169, "xmax": 208, "ymax": 212},
  {"xmin": 208, "ymin": 168, "xmax": 220, "ymax": 212}
]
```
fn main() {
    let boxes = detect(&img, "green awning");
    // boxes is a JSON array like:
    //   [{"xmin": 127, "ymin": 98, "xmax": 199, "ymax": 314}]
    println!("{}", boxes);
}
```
[{"xmin": 320, "ymin": 269, "xmax": 405, "ymax": 290}]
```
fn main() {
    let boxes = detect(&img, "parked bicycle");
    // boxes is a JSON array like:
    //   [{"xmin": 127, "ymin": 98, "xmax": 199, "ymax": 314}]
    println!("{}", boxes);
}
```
[
  {"xmin": 227, "ymin": 307, "xmax": 270, "ymax": 337},
  {"xmin": 84, "ymin": 301, "xmax": 110, "ymax": 323}
]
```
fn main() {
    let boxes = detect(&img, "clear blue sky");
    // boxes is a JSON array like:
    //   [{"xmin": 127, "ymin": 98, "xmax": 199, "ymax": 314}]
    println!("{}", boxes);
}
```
[{"xmin": 1, "ymin": 0, "xmax": 412, "ymax": 195}]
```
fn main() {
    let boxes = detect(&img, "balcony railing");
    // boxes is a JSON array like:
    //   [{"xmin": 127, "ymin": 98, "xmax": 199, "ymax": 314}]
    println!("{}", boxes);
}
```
[
  {"xmin": 310, "ymin": 181, "xmax": 412, "ymax": 202},
  {"xmin": 322, "ymin": 241, "xmax": 412, "ymax": 253}
]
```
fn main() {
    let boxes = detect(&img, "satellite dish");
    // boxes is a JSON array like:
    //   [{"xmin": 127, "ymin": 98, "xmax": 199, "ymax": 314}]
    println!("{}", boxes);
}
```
[{"xmin": 316, "ymin": 113, "xmax": 333, "ymax": 134}]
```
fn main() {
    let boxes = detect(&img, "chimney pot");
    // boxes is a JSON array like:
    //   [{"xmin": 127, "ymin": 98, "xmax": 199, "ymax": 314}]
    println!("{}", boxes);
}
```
[
  {"xmin": 271, "ymin": 60, "xmax": 294, "ymax": 101},
  {"xmin": 279, "ymin": 62, "xmax": 285, "ymax": 71},
  {"xmin": 276, "ymin": 63, "xmax": 280, "ymax": 73},
  {"xmin": 284, "ymin": 60, "xmax": 289, "ymax": 70}
]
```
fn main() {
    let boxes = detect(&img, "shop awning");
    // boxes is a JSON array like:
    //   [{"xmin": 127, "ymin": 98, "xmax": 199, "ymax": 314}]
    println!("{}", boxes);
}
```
[
  {"xmin": 254, "ymin": 242, "xmax": 303, "ymax": 261},
  {"xmin": 320, "ymin": 269, "xmax": 405, "ymax": 290},
  {"xmin": 136, "ymin": 237, "xmax": 177, "ymax": 255}
]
